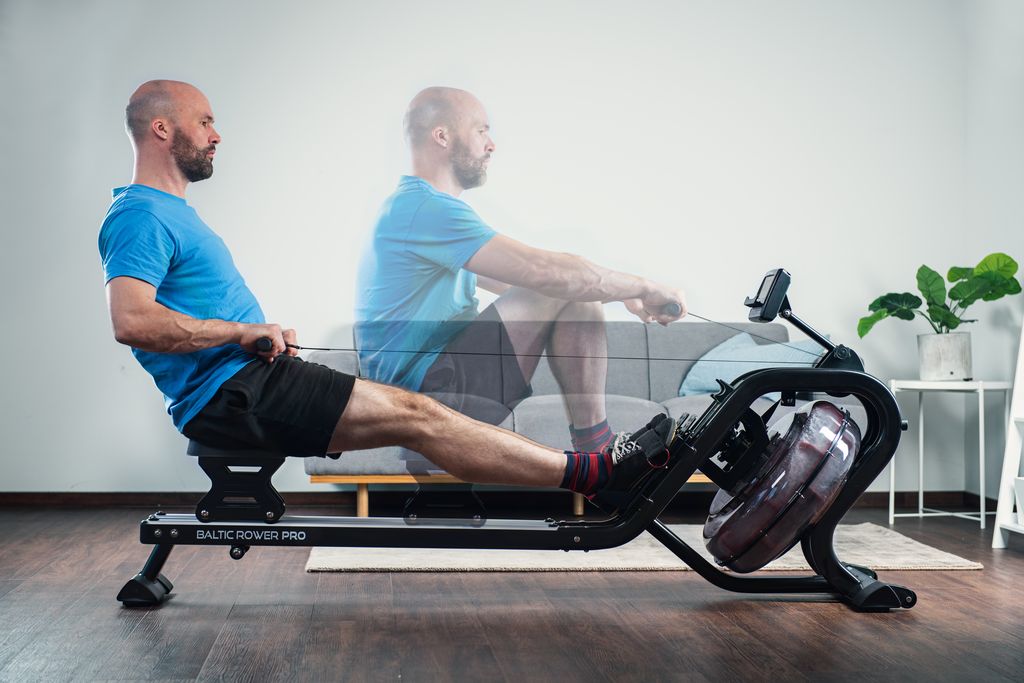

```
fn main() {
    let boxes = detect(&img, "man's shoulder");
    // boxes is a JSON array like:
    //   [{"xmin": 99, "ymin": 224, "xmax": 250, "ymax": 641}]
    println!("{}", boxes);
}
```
[
  {"xmin": 391, "ymin": 177, "xmax": 470, "ymax": 211},
  {"xmin": 98, "ymin": 190, "xmax": 178, "ymax": 257},
  {"xmin": 408, "ymin": 193, "xmax": 481, "ymax": 232},
  {"xmin": 100, "ymin": 203, "xmax": 167, "ymax": 242},
  {"xmin": 105, "ymin": 187, "xmax": 170, "ymax": 226},
  {"xmin": 377, "ymin": 180, "xmax": 457, "ymax": 232}
]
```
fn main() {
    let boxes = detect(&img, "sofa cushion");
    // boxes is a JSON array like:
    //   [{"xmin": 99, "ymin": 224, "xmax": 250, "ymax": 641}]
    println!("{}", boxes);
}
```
[
  {"xmin": 512, "ymin": 393, "xmax": 666, "ymax": 450},
  {"xmin": 305, "ymin": 445, "xmax": 444, "ymax": 475},
  {"xmin": 646, "ymin": 322, "xmax": 789, "ymax": 403},
  {"xmin": 679, "ymin": 333, "xmax": 823, "ymax": 397}
]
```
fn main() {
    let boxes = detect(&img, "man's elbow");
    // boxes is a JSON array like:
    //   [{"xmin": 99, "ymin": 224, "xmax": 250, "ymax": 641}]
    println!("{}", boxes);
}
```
[
  {"xmin": 112, "ymin": 327, "xmax": 135, "ymax": 347},
  {"xmin": 111, "ymin": 316, "xmax": 144, "ymax": 348}
]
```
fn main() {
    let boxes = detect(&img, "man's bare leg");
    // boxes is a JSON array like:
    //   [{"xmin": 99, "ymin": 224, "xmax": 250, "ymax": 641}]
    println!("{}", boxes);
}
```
[
  {"xmin": 546, "ymin": 301, "xmax": 608, "ymax": 429},
  {"xmin": 328, "ymin": 379, "xmax": 565, "ymax": 487},
  {"xmin": 492, "ymin": 288, "xmax": 609, "ymax": 429},
  {"xmin": 492, "ymin": 286, "xmax": 569, "ymax": 381}
]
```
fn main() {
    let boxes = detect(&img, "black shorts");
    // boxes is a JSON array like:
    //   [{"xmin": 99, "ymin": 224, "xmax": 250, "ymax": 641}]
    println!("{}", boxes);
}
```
[
  {"xmin": 182, "ymin": 356, "xmax": 356, "ymax": 456},
  {"xmin": 419, "ymin": 305, "xmax": 531, "ymax": 424}
]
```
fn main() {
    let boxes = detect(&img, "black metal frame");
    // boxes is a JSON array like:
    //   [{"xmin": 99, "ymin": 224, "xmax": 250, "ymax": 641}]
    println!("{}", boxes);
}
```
[{"xmin": 117, "ymin": 365, "xmax": 916, "ymax": 612}]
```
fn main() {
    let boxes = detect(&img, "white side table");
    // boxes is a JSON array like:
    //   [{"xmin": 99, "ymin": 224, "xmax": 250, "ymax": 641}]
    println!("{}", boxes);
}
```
[{"xmin": 888, "ymin": 379, "xmax": 1011, "ymax": 529}]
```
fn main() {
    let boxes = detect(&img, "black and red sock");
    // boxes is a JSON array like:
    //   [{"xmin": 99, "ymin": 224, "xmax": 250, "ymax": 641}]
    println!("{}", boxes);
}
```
[
  {"xmin": 569, "ymin": 420, "xmax": 614, "ymax": 454},
  {"xmin": 560, "ymin": 450, "xmax": 614, "ymax": 495}
]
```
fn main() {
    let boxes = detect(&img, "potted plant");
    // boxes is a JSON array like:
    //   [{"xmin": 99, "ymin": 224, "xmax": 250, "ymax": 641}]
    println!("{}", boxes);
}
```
[{"xmin": 857, "ymin": 252, "xmax": 1022, "ymax": 380}]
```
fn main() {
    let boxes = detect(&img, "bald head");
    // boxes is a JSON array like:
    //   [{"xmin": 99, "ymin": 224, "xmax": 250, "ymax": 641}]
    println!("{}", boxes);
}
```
[
  {"xmin": 125, "ymin": 80, "xmax": 203, "ymax": 143},
  {"xmin": 404, "ymin": 87, "xmax": 481, "ymax": 148},
  {"xmin": 404, "ymin": 87, "xmax": 495, "ymax": 192},
  {"xmin": 124, "ymin": 80, "xmax": 221, "ymax": 189}
]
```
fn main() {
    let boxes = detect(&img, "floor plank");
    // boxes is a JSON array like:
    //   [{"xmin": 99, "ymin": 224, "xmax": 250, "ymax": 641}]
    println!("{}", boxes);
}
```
[{"xmin": 300, "ymin": 574, "xmax": 400, "ymax": 682}]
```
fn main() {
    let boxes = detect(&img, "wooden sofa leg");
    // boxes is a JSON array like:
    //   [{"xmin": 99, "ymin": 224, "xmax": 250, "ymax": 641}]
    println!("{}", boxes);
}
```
[
  {"xmin": 357, "ymin": 483, "xmax": 369, "ymax": 518},
  {"xmin": 573, "ymin": 492, "xmax": 584, "ymax": 516}
]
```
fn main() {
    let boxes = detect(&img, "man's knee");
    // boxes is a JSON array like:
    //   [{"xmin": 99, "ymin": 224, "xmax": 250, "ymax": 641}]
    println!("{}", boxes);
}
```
[
  {"xmin": 377, "ymin": 384, "xmax": 448, "ymax": 430},
  {"xmin": 331, "ymin": 380, "xmax": 447, "ymax": 451},
  {"xmin": 494, "ymin": 286, "xmax": 571, "ymax": 322},
  {"xmin": 558, "ymin": 300, "xmax": 605, "ymax": 323}
]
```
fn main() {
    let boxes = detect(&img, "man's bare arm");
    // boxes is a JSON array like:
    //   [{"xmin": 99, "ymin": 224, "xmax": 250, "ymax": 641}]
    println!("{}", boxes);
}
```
[
  {"xmin": 464, "ymin": 234, "xmax": 686, "ymax": 322},
  {"xmin": 105, "ymin": 276, "xmax": 296, "ymax": 359},
  {"xmin": 476, "ymin": 274, "xmax": 512, "ymax": 295}
]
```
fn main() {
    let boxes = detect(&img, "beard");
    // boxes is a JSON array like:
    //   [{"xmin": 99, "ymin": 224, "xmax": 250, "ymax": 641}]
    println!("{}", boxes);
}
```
[
  {"xmin": 450, "ymin": 136, "xmax": 488, "ymax": 190},
  {"xmin": 171, "ymin": 129, "xmax": 215, "ymax": 182}
]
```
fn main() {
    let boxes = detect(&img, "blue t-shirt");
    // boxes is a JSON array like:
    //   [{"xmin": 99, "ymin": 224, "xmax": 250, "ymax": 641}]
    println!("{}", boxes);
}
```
[
  {"xmin": 355, "ymin": 176, "xmax": 497, "ymax": 389},
  {"xmin": 98, "ymin": 184, "xmax": 264, "ymax": 430}
]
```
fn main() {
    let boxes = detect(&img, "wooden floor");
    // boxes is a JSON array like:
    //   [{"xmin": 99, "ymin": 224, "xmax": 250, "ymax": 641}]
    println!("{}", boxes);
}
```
[{"xmin": 1, "ymin": 505, "xmax": 1023, "ymax": 682}]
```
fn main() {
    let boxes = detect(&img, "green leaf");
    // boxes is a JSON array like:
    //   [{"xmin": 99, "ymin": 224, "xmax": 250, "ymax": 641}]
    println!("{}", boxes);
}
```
[
  {"xmin": 949, "ymin": 277, "xmax": 996, "ymax": 307},
  {"xmin": 916, "ymin": 265, "xmax": 946, "ymax": 307},
  {"xmin": 947, "ymin": 266, "xmax": 972, "ymax": 282},
  {"xmin": 974, "ymin": 252, "xmax": 1018, "ymax": 279},
  {"xmin": 858, "ymin": 309, "xmax": 889, "ymax": 337},
  {"xmin": 927, "ymin": 304, "xmax": 960, "ymax": 332},
  {"xmin": 950, "ymin": 271, "xmax": 1021, "ymax": 307},
  {"xmin": 868, "ymin": 292, "xmax": 921, "ymax": 319},
  {"xmin": 980, "ymin": 273, "xmax": 1022, "ymax": 301}
]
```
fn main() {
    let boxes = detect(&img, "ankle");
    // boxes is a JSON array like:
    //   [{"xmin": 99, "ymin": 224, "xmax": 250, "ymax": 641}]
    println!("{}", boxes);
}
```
[
  {"xmin": 560, "ymin": 450, "xmax": 614, "ymax": 495},
  {"xmin": 570, "ymin": 419, "xmax": 614, "ymax": 454}
]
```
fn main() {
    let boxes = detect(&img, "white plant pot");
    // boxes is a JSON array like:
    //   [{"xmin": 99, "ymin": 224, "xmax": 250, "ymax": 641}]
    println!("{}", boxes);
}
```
[
  {"xmin": 1016, "ymin": 477, "xmax": 1024, "ymax": 526},
  {"xmin": 917, "ymin": 332, "xmax": 972, "ymax": 381}
]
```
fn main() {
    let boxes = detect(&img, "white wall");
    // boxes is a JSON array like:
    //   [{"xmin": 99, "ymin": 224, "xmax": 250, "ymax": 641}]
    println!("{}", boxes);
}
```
[
  {"xmin": 0, "ymin": 0, "xmax": 1020, "ymax": 494},
  {"xmin": 963, "ymin": 0, "xmax": 1024, "ymax": 496}
]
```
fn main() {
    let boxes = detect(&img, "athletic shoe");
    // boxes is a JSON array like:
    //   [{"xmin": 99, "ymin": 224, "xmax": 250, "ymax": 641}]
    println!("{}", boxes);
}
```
[{"xmin": 590, "ymin": 413, "xmax": 680, "ymax": 513}]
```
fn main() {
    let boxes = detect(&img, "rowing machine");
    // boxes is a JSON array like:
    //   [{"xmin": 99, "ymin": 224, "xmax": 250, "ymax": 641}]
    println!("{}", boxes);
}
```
[{"xmin": 117, "ymin": 268, "xmax": 916, "ymax": 612}]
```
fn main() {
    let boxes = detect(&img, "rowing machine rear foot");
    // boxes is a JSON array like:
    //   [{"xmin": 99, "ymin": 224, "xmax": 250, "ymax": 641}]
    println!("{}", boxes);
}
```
[{"xmin": 845, "ymin": 581, "xmax": 916, "ymax": 611}]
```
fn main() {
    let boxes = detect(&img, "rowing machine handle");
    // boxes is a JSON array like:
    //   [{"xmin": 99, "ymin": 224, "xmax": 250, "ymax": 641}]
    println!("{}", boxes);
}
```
[
  {"xmin": 662, "ymin": 301, "xmax": 683, "ymax": 317},
  {"xmin": 255, "ymin": 337, "xmax": 273, "ymax": 353}
]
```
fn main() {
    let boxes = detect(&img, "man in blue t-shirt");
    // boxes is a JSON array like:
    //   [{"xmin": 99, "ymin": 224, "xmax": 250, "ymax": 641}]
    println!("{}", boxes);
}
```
[
  {"xmin": 357, "ymin": 87, "xmax": 687, "ymax": 453},
  {"xmin": 100, "ymin": 79, "xmax": 680, "ymax": 511}
]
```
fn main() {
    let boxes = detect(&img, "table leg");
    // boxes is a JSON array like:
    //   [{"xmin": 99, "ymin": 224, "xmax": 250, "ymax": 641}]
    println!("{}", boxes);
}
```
[
  {"xmin": 889, "ymin": 380, "xmax": 896, "ymax": 524},
  {"xmin": 889, "ymin": 446, "xmax": 896, "ymax": 525},
  {"xmin": 979, "ymin": 388, "xmax": 986, "ymax": 530},
  {"xmin": 357, "ymin": 483, "xmax": 369, "ymax": 518},
  {"xmin": 919, "ymin": 391, "xmax": 925, "ymax": 516},
  {"xmin": 1006, "ymin": 389, "xmax": 1012, "ymax": 432}
]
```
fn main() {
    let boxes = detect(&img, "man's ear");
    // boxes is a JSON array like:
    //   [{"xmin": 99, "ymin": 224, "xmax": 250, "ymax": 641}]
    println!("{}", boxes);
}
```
[
  {"xmin": 431, "ymin": 126, "xmax": 449, "ymax": 149},
  {"xmin": 151, "ymin": 118, "xmax": 170, "ymax": 142}
]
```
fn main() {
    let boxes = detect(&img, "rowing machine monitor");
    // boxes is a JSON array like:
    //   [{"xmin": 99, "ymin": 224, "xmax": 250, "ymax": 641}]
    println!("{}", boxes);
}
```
[{"xmin": 745, "ymin": 268, "xmax": 791, "ymax": 322}]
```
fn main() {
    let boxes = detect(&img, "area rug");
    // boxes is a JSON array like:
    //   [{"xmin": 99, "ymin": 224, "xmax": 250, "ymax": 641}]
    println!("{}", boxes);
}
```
[{"xmin": 305, "ymin": 522, "xmax": 982, "ymax": 572}]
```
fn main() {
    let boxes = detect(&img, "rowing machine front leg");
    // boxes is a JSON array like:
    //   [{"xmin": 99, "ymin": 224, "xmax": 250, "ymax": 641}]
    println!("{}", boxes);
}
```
[{"xmin": 117, "ymin": 540, "xmax": 174, "ymax": 607}]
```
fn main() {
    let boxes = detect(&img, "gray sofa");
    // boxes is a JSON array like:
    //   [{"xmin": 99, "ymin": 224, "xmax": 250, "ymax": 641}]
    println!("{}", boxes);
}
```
[{"xmin": 305, "ymin": 321, "xmax": 805, "ymax": 478}]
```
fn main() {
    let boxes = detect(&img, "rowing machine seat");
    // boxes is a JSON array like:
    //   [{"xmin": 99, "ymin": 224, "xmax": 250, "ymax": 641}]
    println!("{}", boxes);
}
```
[{"xmin": 186, "ymin": 440, "xmax": 288, "ymax": 523}]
